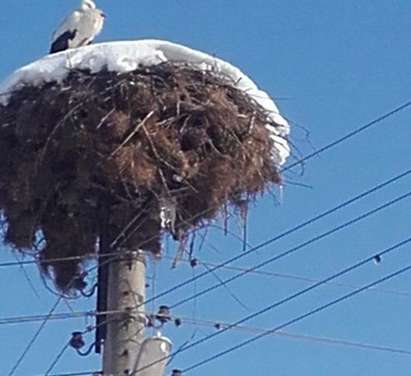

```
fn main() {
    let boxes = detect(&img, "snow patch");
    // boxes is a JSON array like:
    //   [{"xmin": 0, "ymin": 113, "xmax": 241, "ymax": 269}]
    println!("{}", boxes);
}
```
[{"xmin": 0, "ymin": 39, "xmax": 290, "ymax": 166}]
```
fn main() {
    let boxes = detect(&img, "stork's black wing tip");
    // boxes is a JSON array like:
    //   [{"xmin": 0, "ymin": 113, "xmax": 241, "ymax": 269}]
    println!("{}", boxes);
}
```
[{"xmin": 49, "ymin": 30, "xmax": 77, "ymax": 54}]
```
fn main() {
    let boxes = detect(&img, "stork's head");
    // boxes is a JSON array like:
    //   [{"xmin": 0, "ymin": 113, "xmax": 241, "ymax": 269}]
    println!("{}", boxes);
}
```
[{"xmin": 80, "ymin": 0, "xmax": 97, "ymax": 10}]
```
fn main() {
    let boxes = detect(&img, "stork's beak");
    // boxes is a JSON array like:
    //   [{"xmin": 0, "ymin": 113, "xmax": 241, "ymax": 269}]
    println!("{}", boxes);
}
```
[{"xmin": 101, "ymin": 12, "xmax": 106, "ymax": 18}]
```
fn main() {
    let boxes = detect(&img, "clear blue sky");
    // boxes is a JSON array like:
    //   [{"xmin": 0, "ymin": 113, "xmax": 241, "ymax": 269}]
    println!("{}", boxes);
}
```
[{"xmin": 1, "ymin": 1, "xmax": 411, "ymax": 375}]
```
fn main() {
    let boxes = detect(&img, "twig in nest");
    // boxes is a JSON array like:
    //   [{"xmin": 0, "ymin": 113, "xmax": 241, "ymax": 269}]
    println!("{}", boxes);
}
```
[
  {"xmin": 172, "ymin": 235, "xmax": 189, "ymax": 268},
  {"xmin": 141, "ymin": 124, "xmax": 178, "ymax": 172},
  {"xmin": 157, "ymin": 167, "xmax": 171, "ymax": 196},
  {"xmin": 109, "ymin": 110, "xmax": 155, "ymax": 159},
  {"xmin": 38, "ymin": 101, "xmax": 85, "ymax": 165},
  {"xmin": 109, "ymin": 203, "xmax": 152, "ymax": 249},
  {"xmin": 96, "ymin": 108, "xmax": 116, "ymax": 130}
]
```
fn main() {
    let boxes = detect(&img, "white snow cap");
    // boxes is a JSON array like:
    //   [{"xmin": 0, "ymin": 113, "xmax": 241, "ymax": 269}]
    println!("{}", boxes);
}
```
[{"xmin": 0, "ymin": 40, "xmax": 290, "ymax": 166}]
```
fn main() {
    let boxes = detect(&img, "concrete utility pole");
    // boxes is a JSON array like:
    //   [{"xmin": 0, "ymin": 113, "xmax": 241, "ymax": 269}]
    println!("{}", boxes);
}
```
[{"xmin": 103, "ymin": 249, "xmax": 146, "ymax": 375}]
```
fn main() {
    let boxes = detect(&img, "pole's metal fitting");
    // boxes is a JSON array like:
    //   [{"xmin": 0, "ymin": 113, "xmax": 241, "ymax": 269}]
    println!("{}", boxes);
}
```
[{"xmin": 70, "ymin": 332, "xmax": 86, "ymax": 350}]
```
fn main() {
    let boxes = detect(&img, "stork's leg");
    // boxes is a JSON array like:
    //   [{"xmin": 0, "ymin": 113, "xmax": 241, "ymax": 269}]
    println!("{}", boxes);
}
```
[{"xmin": 76, "ymin": 38, "xmax": 93, "ymax": 47}]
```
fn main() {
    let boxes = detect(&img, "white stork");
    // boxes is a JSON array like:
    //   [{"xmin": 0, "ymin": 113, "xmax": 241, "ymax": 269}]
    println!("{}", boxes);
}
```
[{"xmin": 50, "ymin": 0, "xmax": 105, "ymax": 54}]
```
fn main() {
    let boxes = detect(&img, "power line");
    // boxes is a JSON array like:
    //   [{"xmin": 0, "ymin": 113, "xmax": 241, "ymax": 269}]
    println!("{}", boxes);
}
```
[
  {"xmin": 42, "ymin": 315, "xmax": 110, "ymax": 376},
  {"xmin": 6, "ymin": 186, "xmax": 411, "ymax": 374},
  {"xmin": 133, "ymin": 235, "xmax": 411, "ymax": 374},
  {"xmin": 28, "ymin": 311, "xmax": 411, "ymax": 376},
  {"xmin": 1, "ymin": 189, "xmax": 408, "ymax": 329},
  {"xmin": 1, "ymin": 256, "xmax": 409, "ymax": 310},
  {"xmin": 6, "ymin": 253, "xmax": 120, "ymax": 376},
  {"xmin": 0, "ymin": 150, "xmax": 408, "ymax": 332},
  {"xmin": 1, "ymin": 171, "xmax": 409, "ymax": 324},
  {"xmin": 4, "ymin": 231, "xmax": 411, "ymax": 326},
  {"xmin": 0, "ymin": 250, "xmax": 133, "ymax": 269},
  {"xmin": 169, "ymin": 190, "xmax": 411, "ymax": 309},
  {"xmin": 40, "ymin": 372, "xmax": 100, "ymax": 376},
  {"xmin": 44, "ymin": 342, "xmax": 70, "ymax": 376},
  {"xmin": 191, "ymin": 260, "xmax": 410, "ymax": 297},
  {"xmin": 7, "ymin": 297, "xmax": 62, "ymax": 376},
  {"xmin": 0, "ymin": 263, "xmax": 407, "ymax": 325},
  {"xmin": 1, "ymin": 168, "xmax": 409, "ymax": 273},
  {"xmin": 35, "ymin": 191, "xmax": 411, "ymax": 375},
  {"xmin": 1, "ymin": 169, "xmax": 408, "ymax": 355},
  {"xmin": 25, "ymin": 307, "xmax": 411, "ymax": 376},
  {"xmin": 6, "ymin": 101, "xmax": 411, "ymax": 375},
  {"xmin": 1, "ymin": 311, "xmax": 83, "ymax": 326},
  {"xmin": 182, "ymin": 261, "xmax": 411, "ymax": 373},
  {"xmin": 180, "ymin": 317, "xmax": 411, "ymax": 357},
  {"xmin": 282, "ymin": 100, "xmax": 411, "ymax": 172},
  {"xmin": 0, "ymin": 308, "xmax": 148, "ymax": 327},
  {"xmin": 133, "ymin": 169, "xmax": 411, "ymax": 312},
  {"xmin": 0, "ymin": 106, "xmax": 407, "ymax": 268}
]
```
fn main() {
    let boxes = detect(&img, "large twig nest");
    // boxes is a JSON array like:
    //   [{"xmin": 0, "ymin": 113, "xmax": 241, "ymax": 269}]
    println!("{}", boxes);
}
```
[{"xmin": 0, "ymin": 62, "xmax": 287, "ymax": 291}]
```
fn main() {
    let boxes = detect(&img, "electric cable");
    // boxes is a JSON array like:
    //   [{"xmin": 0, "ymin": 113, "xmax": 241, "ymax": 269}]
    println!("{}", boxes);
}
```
[
  {"xmin": 179, "ymin": 317, "xmax": 411, "ymax": 357},
  {"xmin": 131, "ymin": 169, "xmax": 411, "ymax": 312},
  {"xmin": 3, "ymin": 296, "xmax": 411, "ymax": 361},
  {"xmin": 5, "ymin": 186, "xmax": 411, "ymax": 375},
  {"xmin": 1, "ymin": 170, "xmax": 409, "ymax": 314},
  {"xmin": 39, "ymin": 371, "xmax": 100, "ymax": 376},
  {"xmin": 169, "ymin": 190, "xmax": 411, "ymax": 309},
  {"xmin": 181, "ymin": 262, "xmax": 411, "ymax": 373},
  {"xmin": 132, "ymin": 235, "xmax": 411, "ymax": 374},
  {"xmin": 181, "ymin": 258, "xmax": 410, "ymax": 297},
  {"xmin": 12, "ymin": 184, "xmax": 407, "ymax": 338},
  {"xmin": 7, "ymin": 297, "xmax": 62, "ymax": 376},
  {"xmin": 1, "ymin": 171, "xmax": 410, "ymax": 322},
  {"xmin": 6, "ymin": 253, "xmax": 123, "ymax": 376},
  {"xmin": 282, "ymin": 100, "xmax": 411, "ymax": 173},
  {"xmin": 1, "ymin": 168, "xmax": 408, "ymax": 272},
  {"xmin": 28, "ymin": 309, "xmax": 411, "ymax": 376},
  {"xmin": 44, "ymin": 342, "xmax": 70, "ymax": 376},
  {"xmin": 6, "ymin": 101, "xmax": 411, "ymax": 375}
]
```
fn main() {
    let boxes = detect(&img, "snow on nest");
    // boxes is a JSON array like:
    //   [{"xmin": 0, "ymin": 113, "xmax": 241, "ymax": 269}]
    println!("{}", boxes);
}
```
[{"xmin": 0, "ymin": 39, "xmax": 290, "ymax": 166}]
